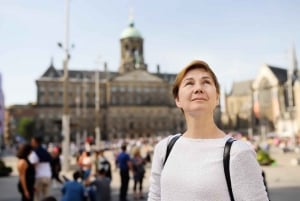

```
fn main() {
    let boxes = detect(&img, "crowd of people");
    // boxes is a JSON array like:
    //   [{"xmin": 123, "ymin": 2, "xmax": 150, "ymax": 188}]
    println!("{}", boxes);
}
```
[{"xmin": 16, "ymin": 135, "xmax": 154, "ymax": 201}]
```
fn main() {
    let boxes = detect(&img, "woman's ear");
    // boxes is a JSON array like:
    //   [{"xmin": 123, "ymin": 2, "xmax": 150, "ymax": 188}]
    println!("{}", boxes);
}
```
[{"xmin": 175, "ymin": 97, "xmax": 181, "ymax": 108}]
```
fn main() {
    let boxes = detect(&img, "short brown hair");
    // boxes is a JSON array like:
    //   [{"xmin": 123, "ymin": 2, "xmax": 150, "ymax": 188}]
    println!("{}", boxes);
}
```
[{"xmin": 172, "ymin": 60, "xmax": 220, "ymax": 99}]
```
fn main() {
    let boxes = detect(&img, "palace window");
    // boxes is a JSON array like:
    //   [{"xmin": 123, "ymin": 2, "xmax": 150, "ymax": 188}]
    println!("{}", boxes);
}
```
[{"xmin": 111, "ymin": 86, "xmax": 117, "ymax": 92}]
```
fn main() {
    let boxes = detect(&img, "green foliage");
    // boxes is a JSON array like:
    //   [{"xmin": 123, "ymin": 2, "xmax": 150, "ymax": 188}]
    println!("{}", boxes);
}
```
[
  {"xmin": 0, "ymin": 159, "xmax": 12, "ymax": 177},
  {"xmin": 17, "ymin": 117, "xmax": 35, "ymax": 140},
  {"xmin": 257, "ymin": 149, "xmax": 275, "ymax": 166}
]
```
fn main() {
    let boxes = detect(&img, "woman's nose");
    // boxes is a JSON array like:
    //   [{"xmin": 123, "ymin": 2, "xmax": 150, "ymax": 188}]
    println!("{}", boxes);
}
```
[{"xmin": 194, "ymin": 83, "xmax": 203, "ymax": 94}]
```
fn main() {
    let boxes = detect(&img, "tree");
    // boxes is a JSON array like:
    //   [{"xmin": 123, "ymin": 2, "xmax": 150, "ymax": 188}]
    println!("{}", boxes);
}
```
[{"xmin": 17, "ymin": 117, "xmax": 35, "ymax": 140}]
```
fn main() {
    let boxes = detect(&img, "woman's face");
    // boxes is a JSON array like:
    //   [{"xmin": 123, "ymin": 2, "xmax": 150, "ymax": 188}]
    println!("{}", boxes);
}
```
[{"xmin": 175, "ymin": 68, "xmax": 219, "ymax": 116}]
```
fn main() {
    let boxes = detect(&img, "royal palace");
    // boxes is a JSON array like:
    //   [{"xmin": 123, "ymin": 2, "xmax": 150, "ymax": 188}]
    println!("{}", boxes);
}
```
[{"xmin": 5, "ymin": 20, "xmax": 300, "ymax": 144}]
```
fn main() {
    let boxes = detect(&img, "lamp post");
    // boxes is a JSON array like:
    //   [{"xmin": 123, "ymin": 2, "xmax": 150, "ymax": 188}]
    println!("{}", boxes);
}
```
[
  {"xmin": 61, "ymin": 0, "xmax": 71, "ymax": 172},
  {"xmin": 95, "ymin": 63, "xmax": 101, "ymax": 148},
  {"xmin": 288, "ymin": 45, "xmax": 297, "ymax": 146},
  {"xmin": 95, "ymin": 70, "xmax": 101, "ymax": 148},
  {"xmin": 75, "ymin": 86, "xmax": 81, "ymax": 149},
  {"xmin": 82, "ymin": 76, "xmax": 88, "ymax": 146},
  {"xmin": 248, "ymin": 87, "xmax": 254, "ymax": 140}
]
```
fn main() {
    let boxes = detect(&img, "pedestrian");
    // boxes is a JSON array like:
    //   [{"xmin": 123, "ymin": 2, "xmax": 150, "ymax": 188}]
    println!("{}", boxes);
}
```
[
  {"xmin": 147, "ymin": 60, "xmax": 269, "ymax": 201},
  {"xmin": 95, "ymin": 149, "xmax": 112, "ymax": 181},
  {"xmin": 50, "ymin": 146, "xmax": 62, "ymax": 188},
  {"xmin": 78, "ymin": 150, "xmax": 92, "ymax": 181},
  {"xmin": 88, "ymin": 168, "xmax": 112, "ymax": 201},
  {"xmin": 131, "ymin": 147, "xmax": 146, "ymax": 200},
  {"xmin": 61, "ymin": 171, "xmax": 86, "ymax": 201},
  {"xmin": 116, "ymin": 143, "xmax": 132, "ymax": 201},
  {"xmin": 28, "ymin": 136, "xmax": 52, "ymax": 201},
  {"xmin": 16, "ymin": 143, "xmax": 35, "ymax": 201}
]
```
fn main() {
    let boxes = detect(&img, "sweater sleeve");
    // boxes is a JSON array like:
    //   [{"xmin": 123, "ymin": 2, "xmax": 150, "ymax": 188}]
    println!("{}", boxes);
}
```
[
  {"xmin": 230, "ymin": 141, "xmax": 269, "ymax": 201},
  {"xmin": 147, "ymin": 136, "xmax": 170, "ymax": 201}
]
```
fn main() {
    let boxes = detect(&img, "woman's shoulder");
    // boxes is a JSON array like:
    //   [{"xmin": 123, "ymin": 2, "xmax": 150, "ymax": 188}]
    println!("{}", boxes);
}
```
[
  {"xmin": 17, "ymin": 159, "xmax": 28, "ymax": 169},
  {"xmin": 230, "ymin": 139, "xmax": 255, "ymax": 156},
  {"xmin": 154, "ymin": 133, "xmax": 182, "ymax": 151},
  {"xmin": 151, "ymin": 134, "xmax": 181, "ymax": 160}
]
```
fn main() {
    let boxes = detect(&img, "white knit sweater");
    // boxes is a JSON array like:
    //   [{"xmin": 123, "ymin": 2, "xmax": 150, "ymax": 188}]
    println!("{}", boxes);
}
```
[{"xmin": 147, "ymin": 135, "xmax": 269, "ymax": 201}]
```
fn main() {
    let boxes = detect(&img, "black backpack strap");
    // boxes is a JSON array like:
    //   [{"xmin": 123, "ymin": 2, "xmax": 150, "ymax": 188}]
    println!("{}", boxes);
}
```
[
  {"xmin": 223, "ymin": 137, "xmax": 236, "ymax": 201},
  {"xmin": 163, "ymin": 134, "xmax": 182, "ymax": 167}
]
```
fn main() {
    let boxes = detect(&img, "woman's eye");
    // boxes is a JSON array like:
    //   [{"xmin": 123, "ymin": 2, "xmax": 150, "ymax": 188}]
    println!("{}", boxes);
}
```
[
  {"xmin": 204, "ymin": 80, "xmax": 211, "ymax": 84},
  {"xmin": 185, "ymin": 82, "xmax": 193, "ymax": 86}
]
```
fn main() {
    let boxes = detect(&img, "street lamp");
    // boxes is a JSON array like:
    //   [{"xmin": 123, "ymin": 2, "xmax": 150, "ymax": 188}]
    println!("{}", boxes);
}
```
[
  {"xmin": 61, "ymin": 0, "xmax": 71, "ymax": 172},
  {"xmin": 95, "ymin": 61, "xmax": 101, "ymax": 148},
  {"xmin": 82, "ymin": 76, "xmax": 88, "ymax": 146},
  {"xmin": 75, "ymin": 86, "xmax": 81, "ymax": 149}
]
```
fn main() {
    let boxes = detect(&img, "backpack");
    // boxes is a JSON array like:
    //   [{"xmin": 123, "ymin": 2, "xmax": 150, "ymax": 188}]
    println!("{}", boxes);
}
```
[
  {"xmin": 98, "ymin": 157, "xmax": 112, "ymax": 180},
  {"xmin": 162, "ymin": 135, "xmax": 270, "ymax": 201},
  {"xmin": 132, "ymin": 157, "xmax": 146, "ymax": 177}
]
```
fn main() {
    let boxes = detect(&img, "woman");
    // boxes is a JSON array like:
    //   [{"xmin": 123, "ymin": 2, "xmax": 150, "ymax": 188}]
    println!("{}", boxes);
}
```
[
  {"xmin": 78, "ymin": 150, "xmax": 92, "ymax": 181},
  {"xmin": 131, "ymin": 147, "xmax": 146, "ymax": 200},
  {"xmin": 50, "ymin": 146, "xmax": 62, "ymax": 188},
  {"xmin": 148, "ymin": 60, "xmax": 269, "ymax": 201},
  {"xmin": 16, "ymin": 143, "xmax": 35, "ymax": 201}
]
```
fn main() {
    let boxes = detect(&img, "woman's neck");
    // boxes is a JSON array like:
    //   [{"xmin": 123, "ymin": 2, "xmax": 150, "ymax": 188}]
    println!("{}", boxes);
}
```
[{"xmin": 183, "ymin": 115, "xmax": 225, "ymax": 139}]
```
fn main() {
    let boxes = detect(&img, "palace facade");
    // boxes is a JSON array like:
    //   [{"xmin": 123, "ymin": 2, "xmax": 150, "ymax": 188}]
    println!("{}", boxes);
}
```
[
  {"xmin": 13, "ymin": 19, "xmax": 298, "ymax": 144},
  {"xmin": 34, "ymin": 19, "xmax": 188, "ymax": 142}
]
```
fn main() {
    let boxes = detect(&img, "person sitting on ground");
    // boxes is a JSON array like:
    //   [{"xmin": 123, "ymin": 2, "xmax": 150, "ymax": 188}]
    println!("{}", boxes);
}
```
[
  {"xmin": 61, "ymin": 171, "xmax": 85, "ymax": 201},
  {"xmin": 87, "ymin": 168, "xmax": 112, "ymax": 201}
]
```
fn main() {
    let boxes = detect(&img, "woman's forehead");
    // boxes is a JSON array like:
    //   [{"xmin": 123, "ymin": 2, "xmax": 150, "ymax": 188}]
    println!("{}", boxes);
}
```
[{"xmin": 184, "ymin": 68, "xmax": 212, "ymax": 78}]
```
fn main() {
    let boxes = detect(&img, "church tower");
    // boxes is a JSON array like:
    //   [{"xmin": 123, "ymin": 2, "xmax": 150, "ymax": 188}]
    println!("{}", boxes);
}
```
[{"xmin": 119, "ymin": 17, "xmax": 147, "ymax": 73}]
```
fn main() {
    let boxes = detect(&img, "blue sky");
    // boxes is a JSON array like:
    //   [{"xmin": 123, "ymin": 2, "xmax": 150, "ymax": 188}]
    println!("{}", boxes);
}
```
[{"xmin": 0, "ymin": 0, "xmax": 299, "ymax": 106}]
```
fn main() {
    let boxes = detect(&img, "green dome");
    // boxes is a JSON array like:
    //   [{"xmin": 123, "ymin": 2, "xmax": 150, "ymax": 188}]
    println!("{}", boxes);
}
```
[{"xmin": 120, "ymin": 21, "xmax": 142, "ymax": 39}]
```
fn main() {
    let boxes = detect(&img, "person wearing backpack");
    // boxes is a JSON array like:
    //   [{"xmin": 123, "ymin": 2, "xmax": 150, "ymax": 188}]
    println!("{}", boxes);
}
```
[
  {"xmin": 131, "ymin": 147, "xmax": 146, "ymax": 200},
  {"xmin": 147, "ymin": 60, "xmax": 269, "ymax": 201},
  {"xmin": 95, "ymin": 149, "xmax": 112, "ymax": 181}
]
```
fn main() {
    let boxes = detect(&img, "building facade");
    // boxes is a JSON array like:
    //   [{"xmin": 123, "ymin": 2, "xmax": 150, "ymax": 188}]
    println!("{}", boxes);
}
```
[
  {"xmin": 222, "ymin": 80, "xmax": 254, "ymax": 134},
  {"xmin": 224, "ymin": 49, "xmax": 300, "ymax": 140},
  {"xmin": 35, "ymin": 19, "xmax": 186, "ymax": 142},
  {"xmin": 4, "ymin": 104, "xmax": 36, "ymax": 145}
]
